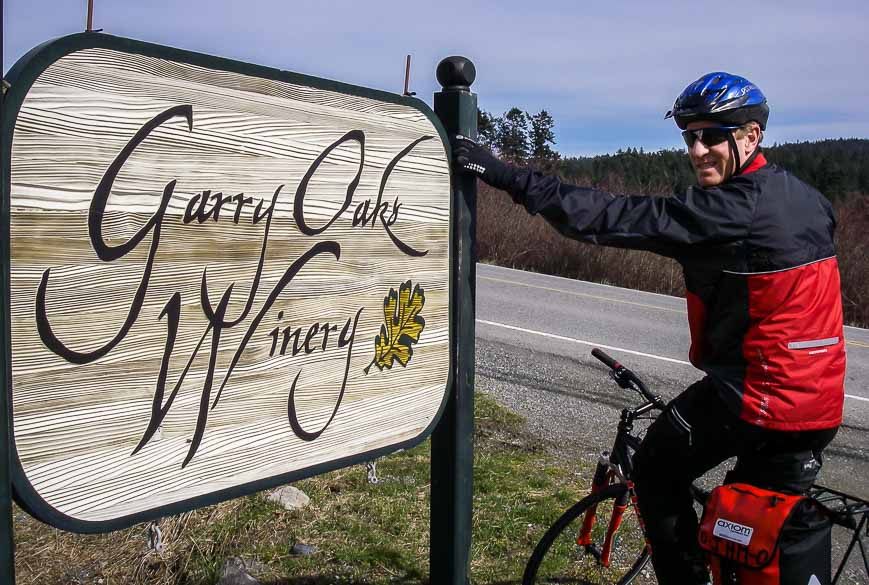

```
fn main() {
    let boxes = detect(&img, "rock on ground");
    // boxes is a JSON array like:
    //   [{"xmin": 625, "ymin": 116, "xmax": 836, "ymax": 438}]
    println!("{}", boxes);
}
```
[
  {"xmin": 216, "ymin": 557, "xmax": 260, "ymax": 585},
  {"xmin": 267, "ymin": 485, "xmax": 311, "ymax": 511},
  {"xmin": 290, "ymin": 542, "xmax": 318, "ymax": 556}
]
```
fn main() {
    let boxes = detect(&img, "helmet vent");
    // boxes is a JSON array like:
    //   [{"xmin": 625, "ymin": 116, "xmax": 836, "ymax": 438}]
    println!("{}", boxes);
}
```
[{"xmin": 667, "ymin": 71, "xmax": 769, "ymax": 130}]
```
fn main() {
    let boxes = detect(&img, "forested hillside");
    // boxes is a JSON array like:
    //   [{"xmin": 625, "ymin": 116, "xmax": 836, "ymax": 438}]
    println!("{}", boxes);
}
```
[{"xmin": 559, "ymin": 139, "xmax": 869, "ymax": 199}]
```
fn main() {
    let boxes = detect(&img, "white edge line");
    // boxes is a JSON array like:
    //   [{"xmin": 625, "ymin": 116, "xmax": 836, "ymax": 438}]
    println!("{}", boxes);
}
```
[
  {"xmin": 477, "ymin": 319, "xmax": 691, "ymax": 365},
  {"xmin": 477, "ymin": 319, "xmax": 869, "ymax": 404}
]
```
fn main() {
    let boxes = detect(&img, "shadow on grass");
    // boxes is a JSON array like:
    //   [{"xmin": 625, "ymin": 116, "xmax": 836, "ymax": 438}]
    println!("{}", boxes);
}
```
[
  {"xmin": 261, "ymin": 578, "xmax": 423, "ymax": 585},
  {"xmin": 261, "ymin": 544, "xmax": 429, "ymax": 584},
  {"xmin": 262, "ymin": 579, "xmax": 528, "ymax": 585},
  {"xmin": 261, "ymin": 578, "xmax": 606, "ymax": 585}
]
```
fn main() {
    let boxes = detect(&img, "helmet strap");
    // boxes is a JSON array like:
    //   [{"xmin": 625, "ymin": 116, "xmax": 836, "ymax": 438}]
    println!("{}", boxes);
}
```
[
  {"xmin": 727, "ymin": 130, "xmax": 763, "ymax": 179},
  {"xmin": 737, "ymin": 147, "xmax": 762, "ymax": 175},
  {"xmin": 725, "ymin": 132, "xmax": 741, "ymax": 180}
]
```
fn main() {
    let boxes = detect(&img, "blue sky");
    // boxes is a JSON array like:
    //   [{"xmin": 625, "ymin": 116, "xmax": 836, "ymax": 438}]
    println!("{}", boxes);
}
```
[{"xmin": 4, "ymin": 0, "xmax": 868, "ymax": 156}]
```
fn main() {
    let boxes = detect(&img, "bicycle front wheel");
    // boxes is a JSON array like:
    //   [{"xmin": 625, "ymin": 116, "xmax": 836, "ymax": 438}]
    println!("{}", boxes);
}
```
[{"xmin": 523, "ymin": 483, "xmax": 652, "ymax": 585}]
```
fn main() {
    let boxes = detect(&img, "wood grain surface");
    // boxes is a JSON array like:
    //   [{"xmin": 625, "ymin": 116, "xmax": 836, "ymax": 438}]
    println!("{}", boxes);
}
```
[{"xmin": 7, "ymin": 47, "xmax": 451, "ymax": 524}]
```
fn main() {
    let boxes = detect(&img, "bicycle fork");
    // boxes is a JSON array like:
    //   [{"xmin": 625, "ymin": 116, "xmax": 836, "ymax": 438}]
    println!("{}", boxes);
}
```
[{"xmin": 577, "ymin": 453, "xmax": 631, "ymax": 567}]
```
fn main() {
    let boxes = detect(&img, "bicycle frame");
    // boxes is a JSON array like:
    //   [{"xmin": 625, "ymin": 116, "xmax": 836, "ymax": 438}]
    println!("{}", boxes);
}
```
[{"xmin": 576, "ymin": 390, "xmax": 659, "ymax": 567}]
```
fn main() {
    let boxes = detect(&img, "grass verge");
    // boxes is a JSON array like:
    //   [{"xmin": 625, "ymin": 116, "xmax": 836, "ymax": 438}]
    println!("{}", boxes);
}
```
[{"xmin": 13, "ymin": 392, "xmax": 595, "ymax": 585}]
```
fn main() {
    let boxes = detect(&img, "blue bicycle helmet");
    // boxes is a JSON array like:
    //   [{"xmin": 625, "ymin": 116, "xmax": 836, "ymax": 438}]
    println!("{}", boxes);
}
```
[{"xmin": 666, "ymin": 72, "xmax": 769, "ymax": 130}]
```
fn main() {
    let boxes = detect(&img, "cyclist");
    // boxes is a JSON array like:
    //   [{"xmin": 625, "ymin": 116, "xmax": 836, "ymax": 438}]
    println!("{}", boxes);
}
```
[{"xmin": 453, "ymin": 72, "xmax": 845, "ymax": 584}]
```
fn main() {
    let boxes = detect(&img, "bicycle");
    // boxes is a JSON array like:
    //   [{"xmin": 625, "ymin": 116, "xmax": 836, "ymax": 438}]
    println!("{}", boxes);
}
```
[{"xmin": 522, "ymin": 348, "xmax": 869, "ymax": 585}]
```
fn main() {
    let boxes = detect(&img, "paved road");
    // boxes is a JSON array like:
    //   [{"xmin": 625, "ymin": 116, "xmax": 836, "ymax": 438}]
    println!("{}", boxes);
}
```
[{"xmin": 475, "ymin": 263, "xmax": 869, "ymax": 502}]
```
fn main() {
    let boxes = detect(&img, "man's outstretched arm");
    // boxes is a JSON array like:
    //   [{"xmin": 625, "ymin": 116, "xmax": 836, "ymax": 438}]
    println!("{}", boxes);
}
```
[{"xmin": 452, "ymin": 136, "xmax": 755, "ymax": 257}]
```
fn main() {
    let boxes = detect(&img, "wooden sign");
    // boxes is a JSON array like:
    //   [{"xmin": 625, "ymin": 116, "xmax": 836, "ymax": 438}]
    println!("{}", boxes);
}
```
[{"xmin": 1, "ymin": 33, "xmax": 453, "ymax": 532}]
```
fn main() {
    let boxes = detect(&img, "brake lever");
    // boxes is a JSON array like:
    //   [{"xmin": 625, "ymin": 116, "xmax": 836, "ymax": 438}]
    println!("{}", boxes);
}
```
[
  {"xmin": 609, "ymin": 367, "xmax": 634, "ymax": 390},
  {"xmin": 612, "ymin": 368, "xmax": 664, "ymax": 405}
]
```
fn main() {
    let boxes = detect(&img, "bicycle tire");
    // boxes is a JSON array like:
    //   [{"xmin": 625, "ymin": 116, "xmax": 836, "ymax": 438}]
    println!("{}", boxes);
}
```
[{"xmin": 523, "ymin": 483, "xmax": 651, "ymax": 585}]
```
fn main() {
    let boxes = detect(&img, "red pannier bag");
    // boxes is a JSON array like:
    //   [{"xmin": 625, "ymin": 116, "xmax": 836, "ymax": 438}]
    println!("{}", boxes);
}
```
[{"xmin": 698, "ymin": 483, "xmax": 831, "ymax": 585}]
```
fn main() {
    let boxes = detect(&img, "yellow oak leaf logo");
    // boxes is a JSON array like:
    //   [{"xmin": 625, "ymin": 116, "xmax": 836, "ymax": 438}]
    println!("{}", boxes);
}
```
[{"xmin": 365, "ymin": 281, "xmax": 425, "ymax": 374}]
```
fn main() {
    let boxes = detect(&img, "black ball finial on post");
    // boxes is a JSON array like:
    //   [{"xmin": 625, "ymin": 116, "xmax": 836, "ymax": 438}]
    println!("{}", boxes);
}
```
[
  {"xmin": 436, "ymin": 56, "xmax": 476, "ymax": 91},
  {"xmin": 433, "ymin": 56, "xmax": 477, "ymax": 139}
]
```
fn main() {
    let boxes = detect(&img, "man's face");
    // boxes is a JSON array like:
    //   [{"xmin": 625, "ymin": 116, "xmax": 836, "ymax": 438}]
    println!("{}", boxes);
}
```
[{"xmin": 685, "ymin": 121, "xmax": 738, "ymax": 187}]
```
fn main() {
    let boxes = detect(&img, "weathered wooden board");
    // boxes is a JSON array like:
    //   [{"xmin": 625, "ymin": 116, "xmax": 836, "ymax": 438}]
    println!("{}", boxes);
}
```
[{"xmin": 2, "ymin": 34, "xmax": 452, "ymax": 532}]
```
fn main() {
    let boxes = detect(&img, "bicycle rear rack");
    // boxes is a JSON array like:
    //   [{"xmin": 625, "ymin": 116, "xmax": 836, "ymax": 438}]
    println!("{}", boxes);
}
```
[{"xmin": 808, "ymin": 484, "xmax": 868, "ymax": 584}]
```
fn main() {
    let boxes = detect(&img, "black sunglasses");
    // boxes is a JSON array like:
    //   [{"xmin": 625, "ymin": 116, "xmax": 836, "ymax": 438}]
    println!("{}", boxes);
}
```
[{"xmin": 681, "ymin": 125, "xmax": 741, "ymax": 148}]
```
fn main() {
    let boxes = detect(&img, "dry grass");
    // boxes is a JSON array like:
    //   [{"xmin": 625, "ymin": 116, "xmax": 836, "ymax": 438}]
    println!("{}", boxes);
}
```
[
  {"xmin": 478, "ymin": 181, "xmax": 869, "ymax": 327},
  {"xmin": 834, "ymin": 194, "xmax": 869, "ymax": 327},
  {"xmin": 13, "ymin": 495, "xmax": 284, "ymax": 584}
]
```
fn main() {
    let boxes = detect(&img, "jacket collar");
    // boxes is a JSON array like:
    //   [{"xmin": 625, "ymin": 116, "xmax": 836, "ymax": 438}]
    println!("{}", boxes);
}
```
[{"xmin": 741, "ymin": 150, "xmax": 768, "ymax": 175}]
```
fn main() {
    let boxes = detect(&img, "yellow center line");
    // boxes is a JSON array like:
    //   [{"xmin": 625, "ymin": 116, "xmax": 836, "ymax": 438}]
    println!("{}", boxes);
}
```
[{"xmin": 480, "ymin": 274, "xmax": 869, "ymax": 350}]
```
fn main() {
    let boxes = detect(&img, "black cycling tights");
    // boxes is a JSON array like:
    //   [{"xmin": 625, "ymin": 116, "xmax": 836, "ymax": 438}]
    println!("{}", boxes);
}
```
[{"xmin": 632, "ymin": 378, "xmax": 838, "ymax": 585}]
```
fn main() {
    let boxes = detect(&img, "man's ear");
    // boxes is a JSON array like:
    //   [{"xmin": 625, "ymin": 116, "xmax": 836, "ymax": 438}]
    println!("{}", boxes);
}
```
[{"xmin": 744, "ymin": 124, "xmax": 762, "ymax": 155}]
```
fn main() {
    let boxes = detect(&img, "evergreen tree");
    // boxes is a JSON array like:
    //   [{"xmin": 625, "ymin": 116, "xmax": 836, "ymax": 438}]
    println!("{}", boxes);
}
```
[
  {"xmin": 529, "ymin": 110, "xmax": 559, "ymax": 163},
  {"xmin": 477, "ymin": 109, "xmax": 498, "ymax": 149},
  {"xmin": 495, "ymin": 107, "xmax": 530, "ymax": 163}
]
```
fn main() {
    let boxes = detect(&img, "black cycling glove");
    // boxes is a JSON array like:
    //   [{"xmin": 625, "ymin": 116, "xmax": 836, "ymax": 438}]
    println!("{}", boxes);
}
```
[{"xmin": 451, "ymin": 135, "xmax": 517, "ymax": 190}]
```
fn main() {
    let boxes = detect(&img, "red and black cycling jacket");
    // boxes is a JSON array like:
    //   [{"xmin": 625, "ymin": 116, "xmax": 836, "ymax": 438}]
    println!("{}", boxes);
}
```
[{"xmin": 498, "ymin": 152, "xmax": 845, "ymax": 431}]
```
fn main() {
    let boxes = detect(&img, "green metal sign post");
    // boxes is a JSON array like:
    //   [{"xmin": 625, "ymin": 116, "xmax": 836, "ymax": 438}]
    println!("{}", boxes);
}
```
[
  {"xmin": 431, "ymin": 56, "xmax": 477, "ymax": 585},
  {"xmin": 1, "ymin": 0, "xmax": 16, "ymax": 575},
  {"xmin": 0, "ymin": 112, "xmax": 16, "ymax": 585},
  {"xmin": 0, "ymin": 338, "xmax": 10, "ymax": 579},
  {"xmin": 0, "ymin": 358, "xmax": 11, "ymax": 582}
]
